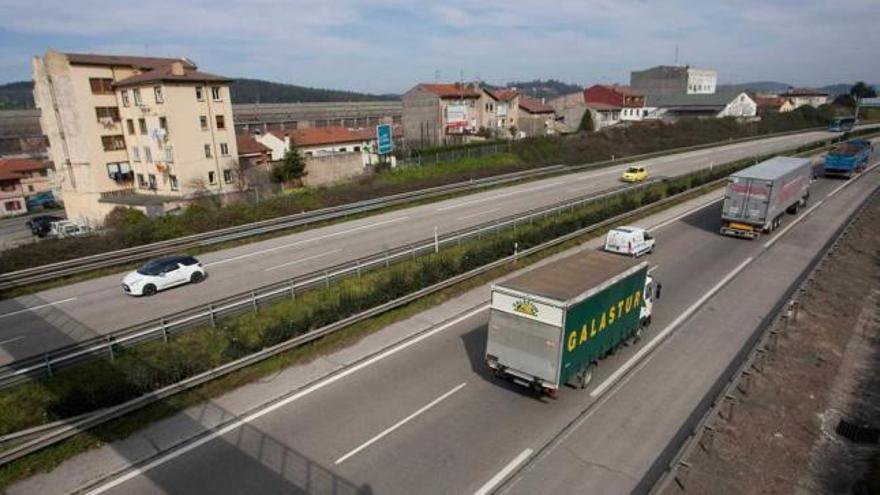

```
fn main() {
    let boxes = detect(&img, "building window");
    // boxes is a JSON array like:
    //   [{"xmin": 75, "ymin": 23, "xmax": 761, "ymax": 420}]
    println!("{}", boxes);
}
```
[
  {"xmin": 101, "ymin": 135, "xmax": 126, "ymax": 151},
  {"xmin": 211, "ymin": 86, "xmax": 222, "ymax": 101},
  {"xmin": 195, "ymin": 86, "xmax": 204, "ymax": 101},
  {"xmin": 220, "ymin": 143, "xmax": 229, "ymax": 156},
  {"xmin": 208, "ymin": 171, "xmax": 216, "ymax": 184},
  {"xmin": 27, "ymin": 184, "xmax": 34, "ymax": 192},
  {"xmin": 121, "ymin": 90, "xmax": 130, "ymax": 107},
  {"xmin": 95, "ymin": 107, "xmax": 120, "ymax": 123},
  {"xmin": 144, "ymin": 146, "xmax": 153, "ymax": 163},
  {"xmin": 200, "ymin": 116, "xmax": 208, "ymax": 130},
  {"xmin": 107, "ymin": 162, "xmax": 132, "ymax": 181},
  {"xmin": 223, "ymin": 169, "xmax": 233, "ymax": 183},
  {"xmin": 148, "ymin": 174, "xmax": 157, "ymax": 189},
  {"xmin": 339, "ymin": 147, "xmax": 347, "ymax": 152},
  {"xmin": 131, "ymin": 147, "xmax": 141, "ymax": 162},
  {"xmin": 154, "ymin": 86, "xmax": 164, "ymax": 104},
  {"xmin": 126, "ymin": 119, "xmax": 135, "ymax": 135},
  {"xmin": 169, "ymin": 174, "xmax": 178, "ymax": 191},
  {"xmin": 89, "ymin": 78, "xmax": 114, "ymax": 94},
  {"xmin": 354, "ymin": 146, "xmax": 361, "ymax": 152},
  {"xmin": 133, "ymin": 88, "xmax": 142, "ymax": 106},
  {"xmin": 159, "ymin": 116, "xmax": 168, "ymax": 131},
  {"xmin": 138, "ymin": 118, "xmax": 147, "ymax": 135},
  {"xmin": 4, "ymin": 201, "xmax": 22, "ymax": 212},
  {"xmin": 137, "ymin": 173, "xmax": 146, "ymax": 188},
  {"xmin": 215, "ymin": 115, "xmax": 225, "ymax": 129},
  {"xmin": 204, "ymin": 144, "xmax": 213, "ymax": 158}
]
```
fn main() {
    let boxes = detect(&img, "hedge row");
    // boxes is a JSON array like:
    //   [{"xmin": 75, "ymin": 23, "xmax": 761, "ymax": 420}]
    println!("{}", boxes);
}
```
[
  {"xmin": 0, "ymin": 109, "xmax": 839, "ymax": 274},
  {"xmin": 0, "ymin": 154, "xmax": 759, "ymax": 436}
]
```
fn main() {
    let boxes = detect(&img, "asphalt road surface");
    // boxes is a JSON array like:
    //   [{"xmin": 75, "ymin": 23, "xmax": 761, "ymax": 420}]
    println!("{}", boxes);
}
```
[
  {"xmin": 75, "ymin": 160, "xmax": 880, "ymax": 495},
  {"xmin": 0, "ymin": 129, "xmax": 864, "ymax": 367}
]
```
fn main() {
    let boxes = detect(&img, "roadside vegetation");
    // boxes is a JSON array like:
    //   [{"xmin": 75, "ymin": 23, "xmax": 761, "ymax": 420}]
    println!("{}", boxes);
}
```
[{"xmin": 0, "ymin": 107, "xmax": 846, "ymax": 274}]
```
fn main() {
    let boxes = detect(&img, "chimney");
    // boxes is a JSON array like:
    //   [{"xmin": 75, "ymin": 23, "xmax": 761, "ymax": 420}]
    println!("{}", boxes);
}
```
[{"xmin": 170, "ymin": 61, "xmax": 185, "ymax": 76}]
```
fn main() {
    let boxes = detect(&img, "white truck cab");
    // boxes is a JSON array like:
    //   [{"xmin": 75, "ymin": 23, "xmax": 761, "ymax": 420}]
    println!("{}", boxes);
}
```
[{"xmin": 604, "ymin": 226, "xmax": 655, "ymax": 257}]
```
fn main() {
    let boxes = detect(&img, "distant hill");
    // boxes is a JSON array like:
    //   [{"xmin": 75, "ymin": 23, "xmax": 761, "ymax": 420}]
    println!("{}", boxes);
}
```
[
  {"xmin": 819, "ymin": 84, "xmax": 852, "ymax": 97},
  {"xmin": 230, "ymin": 79, "xmax": 398, "ymax": 104},
  {"xmin": 0, "ymin": 81, "xmax": 35, "ymax": 109},
  {"xmin": 502, "ymin": 79, "xmax": 583, "ymax": 100}
]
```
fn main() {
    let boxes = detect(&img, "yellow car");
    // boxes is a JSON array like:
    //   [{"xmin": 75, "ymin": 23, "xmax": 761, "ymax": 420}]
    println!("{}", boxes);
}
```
[{"xmin": 621, "ymin": 166, "xmax": 648, "ymax": 183}]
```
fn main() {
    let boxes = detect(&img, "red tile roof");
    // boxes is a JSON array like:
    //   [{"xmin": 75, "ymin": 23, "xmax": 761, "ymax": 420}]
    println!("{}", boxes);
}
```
[
  {"xmin": 518, "ymin": 95, "xmax": 555, "ymax": 114},
  {"xmin": 236, "ymin": 135, "xmax": 271, "ymax": 156},
  {"xmin": 0, "ymin": 170, "xmax": 22, "ymax": 181},
  {"xmin": 418, "ymin": 83, "xmax": 481, "ymax": 98},
  {"xmin": 65, "ymin": 53, "xmax": 195, "ymax": 70},
  {"xmin": 754, "ymin": 96, "xmax": 789, "ymax": 108},
  {"xmin": 271, "ymin": 127, "xmax": 376, "ymax": 147},
  {"xmin": 114, "ymin": 64, "xmax": 231, "ymax": 88},
  {"xmin": 597, "ymin": 84, "xmax": 642, "ymax": 96},
  {"xmin": 0, "ymin": 158, "xmax": 47, "ymax": 173},
  {"xmin": 488, "ymin": 89, "xmax": 519, "ymax": 101},
  {"xmin": 585, "ymin": 102, "xmax": 620, "ymax": 111}
]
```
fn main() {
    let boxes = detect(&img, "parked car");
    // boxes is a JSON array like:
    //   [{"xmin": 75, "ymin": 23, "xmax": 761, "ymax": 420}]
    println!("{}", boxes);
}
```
[
  {"xmin": 604, "ymin": 226, "xmax": 655, "ymax": 257},
  {"xmin": 25, "ymin": 192, "xmax": 59, "ymax": 210},
  {"xmin": 621, "ymin": 166, "xmax": 649, "ymax": 183},
  {"xmin": 26, "ymin": 215, "xmax": 64, "ymax": 237},
  {"xmin": 49, "ymin": 220, "xmax": 91, "ymax": 239},
  {"xmin": 122, "ymin": 255, "xmax": 206, "ymax": 296}
]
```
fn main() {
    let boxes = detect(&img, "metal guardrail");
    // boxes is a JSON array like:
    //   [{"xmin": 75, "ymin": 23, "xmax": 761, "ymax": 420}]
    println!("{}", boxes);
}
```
[
  {"xmin": 0, "ymin": 179, "xmax": 666, "ymax": 387},
  {"xmin": 640, "ymin": 165, "xmax": 880, "ymax": 495},
  {"xmin": 0, "ymin": 168, "xmax": 726, "ymax": 467},
  {"xmin": 0, "ymin": 124, "xmax": 848, "ymax": 290}
]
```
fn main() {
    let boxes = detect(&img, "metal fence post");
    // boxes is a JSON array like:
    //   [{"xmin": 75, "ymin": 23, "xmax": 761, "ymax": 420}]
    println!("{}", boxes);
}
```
[
  {"xmin": 251, "ymin": 291, "xmax": 258, "ymax": 312},
  {"xmin": 107, "ymin": 336, "xmax": 115, "ymax": 362},
  {"xmin": 44, "ymin": 352, "xmax": 53, "ymax": 378},
  {"xmin": 385, "ymin": 250, "xmax": 390, "ymax": 268},
  {"xmin": 209, "ymin": 304, "xmax": 216, "ymax": 328},
  {"xmin": 434, "ymin": 226, "xmax": 439, "ymax": 253},
  {"xmin": 410, "ymin": 244, "xmax": 416, "ymax": 260},
  {"xmin": 356, "ymin": 261, "xmax": 362, "ymax": 277},
  {"xmin": 324, "ymin": 271, "xmax": 330, "ymax": 288},
  {"xmin": 290, "ymin": 282, "xmax": 296, "ymax": 300},
  {"xmin": 161, "ymin": 318, "xmax": 168, "ymax": 343}
]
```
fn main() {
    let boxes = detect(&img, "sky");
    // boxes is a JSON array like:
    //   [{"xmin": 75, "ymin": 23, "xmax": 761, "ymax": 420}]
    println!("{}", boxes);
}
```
[{"xmin": 0, "ymin": 0, "xmax": 878, "ymax": 94}]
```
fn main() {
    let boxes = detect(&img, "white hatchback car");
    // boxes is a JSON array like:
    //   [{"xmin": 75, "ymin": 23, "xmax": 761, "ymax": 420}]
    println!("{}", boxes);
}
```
[{"xmin": 122, "ymin": 255, "xmax": 206, "ymax": 296}]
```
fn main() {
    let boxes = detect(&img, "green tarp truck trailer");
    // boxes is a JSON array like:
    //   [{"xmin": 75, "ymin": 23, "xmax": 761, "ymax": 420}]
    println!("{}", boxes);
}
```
[{"xmin": 486, "ymin": 250, "xmax": 658, "ymax": 393}]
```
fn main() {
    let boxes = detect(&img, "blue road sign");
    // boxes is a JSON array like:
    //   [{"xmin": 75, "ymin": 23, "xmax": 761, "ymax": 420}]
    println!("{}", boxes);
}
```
[{"xmin": 376, "ymin": 124, "xmax": 393, "ymax": 155}]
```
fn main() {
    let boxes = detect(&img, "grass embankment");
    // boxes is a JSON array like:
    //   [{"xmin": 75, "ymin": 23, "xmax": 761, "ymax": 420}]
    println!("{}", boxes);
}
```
[
  {"xmin": 0, "ymin": 108, "xmax": 840, "ymax": 275},
  {"xmin": 0, "ymin": 130, "xmax": 864, "ymax": 487}
]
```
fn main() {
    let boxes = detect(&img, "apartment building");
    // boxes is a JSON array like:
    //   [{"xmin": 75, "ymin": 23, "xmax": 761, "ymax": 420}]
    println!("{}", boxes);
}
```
[
  {"xmin": 630, "ymin": 65, "xmax": 717, "ymax": 96},
  {"xmin": 477, "ymin": 89, "xmax": 519, "ymax": 137},
  {"xmin": 32, "ymin": 50, "xmax": 237, "ymax": 225},
  {"xmin": 779, "ymin": 88, "xmax": 829, "ymax": 109},
  {"xmin": 402, "ymin": 83, "xmax": 481, "ymax": 148}
]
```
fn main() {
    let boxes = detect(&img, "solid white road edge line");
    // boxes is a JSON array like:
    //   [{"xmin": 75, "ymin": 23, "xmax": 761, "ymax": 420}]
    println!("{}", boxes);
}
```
[
  {"xmin": 474, "ymin": 448, "xmax": 534, "ymax": 495},
  {"xmin": 263, "ymin": 249, "xmax": 343, "ymax": 272},
  {"xmin": 205, "ymin": 216, "xmax": 409, "ymax": 267},
  {"xmin": 0, "ymin": 336, "xmax": 25, "ymax": 345},
  {"xmin": 457, "ymin": 208, "xmax": 501, "ymax": 221},
  {"xmin": 590, "ymin": 256, "xmax": 754, "ymax": 398},
  {"xmin": 0, "ymin": 297, "xmax": 78, "ymax": 319},
  {"xmin": 84, "ymin": 303, "xmax": 490, "ymax": 495},
  {"xmin": 334, "ymin": 382, "xmax": 467, "ymax": 465}
]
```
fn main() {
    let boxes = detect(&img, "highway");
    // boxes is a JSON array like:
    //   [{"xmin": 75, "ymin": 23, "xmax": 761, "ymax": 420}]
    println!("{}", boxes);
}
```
[
  {"xmin": 38, "ymin": 158, "xmax": 877, "ymax": 495},
  {"xmin": 0, "ymin": 129, "xmax": 853, "ymax": 366}
]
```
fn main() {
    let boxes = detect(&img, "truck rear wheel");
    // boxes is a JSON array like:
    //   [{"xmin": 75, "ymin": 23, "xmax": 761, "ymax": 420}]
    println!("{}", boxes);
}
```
[{"xmin": 575, "ymin": 365, "xmax": 595, "ymax": 389}]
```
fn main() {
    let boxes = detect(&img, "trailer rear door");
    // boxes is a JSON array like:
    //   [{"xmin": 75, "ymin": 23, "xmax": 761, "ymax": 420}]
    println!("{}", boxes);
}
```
[{"xmin": 724, "ymin": 176, "xmax": 770, "ymax": 224}]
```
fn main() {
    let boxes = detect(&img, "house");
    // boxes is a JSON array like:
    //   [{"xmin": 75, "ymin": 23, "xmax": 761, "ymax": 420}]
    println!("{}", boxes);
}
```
[
  {"xmin": 630, "ymin": 65, "xmax": 718, "ymax": 96},
  {"xmin": 645, "ymin": 90, "xmax": 757, "ymax": 120},
  {"xmin": 32, "ymin": 50, "xmax": 238, "ymax": 226},
  {"xmin": 0, "ymin": 169, "xmax": 26, "ymax": 217},
  {"xmin": 236, "ymin": 134, "xmax": 273, "ymax": 188},
  {"xmin": 780, "ymin": 88, "xmax": 829, "ymax": 109},
  {"xmin": 753, "ymin": 95, "xmax": 795, "ymax": 115},
  {"xmin": 517, "ymin": 95, "xmax": 556, "ymax": 137},
  {"xmin": 402, "ymin": 83, "xmax": 482, "ymax": 147},
  {"xmin": 477, "ymin": 88, "xmax": 520, "ymax": 137},
  {"xmin": 583, "ymin": 85, "xmax": 648, "ymax": 129},
  {"xmin": 0, "ymin": 158, "xmax": 53, "ymax": 197},
  {"xmin": 257, "ymin": 127, "xmax": 378, "ymax": 163},
  {"xmin": 548, "ymin": 92, "xmax": 588, "ymax": 133}
]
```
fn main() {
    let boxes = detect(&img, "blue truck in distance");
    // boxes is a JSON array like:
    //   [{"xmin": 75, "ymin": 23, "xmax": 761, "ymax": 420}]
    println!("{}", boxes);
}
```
[{"xmin": 823, "ymin": 139, "xmax": 873, "ymax": 178}]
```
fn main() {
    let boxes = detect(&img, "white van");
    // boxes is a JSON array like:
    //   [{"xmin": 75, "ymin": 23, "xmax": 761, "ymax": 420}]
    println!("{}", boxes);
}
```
[{"xmin": 604, "ymin": 226, "xmax": 655, "ymax": 257}]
